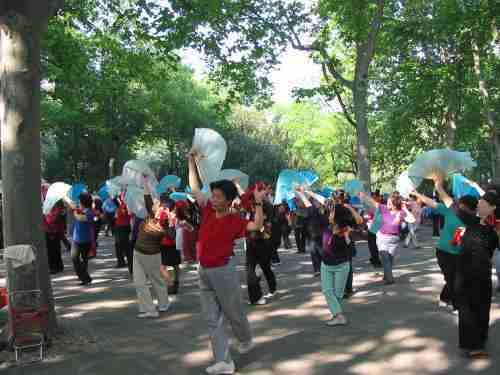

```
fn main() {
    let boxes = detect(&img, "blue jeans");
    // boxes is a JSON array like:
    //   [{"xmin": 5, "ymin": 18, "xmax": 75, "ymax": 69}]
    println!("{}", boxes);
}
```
[
  {"xmin": 321, "ymin": 262, "xmax": 350, "ymax": 316},
  {"xmin": 380, "ymin": 251, "xmax": 394, "ymax": 283}
]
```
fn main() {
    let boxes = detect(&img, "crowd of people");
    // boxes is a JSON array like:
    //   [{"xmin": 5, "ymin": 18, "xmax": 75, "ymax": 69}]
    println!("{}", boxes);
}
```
[{"xmin": 39, "ymin": 154, "xmax": 500, "ymax": 374}]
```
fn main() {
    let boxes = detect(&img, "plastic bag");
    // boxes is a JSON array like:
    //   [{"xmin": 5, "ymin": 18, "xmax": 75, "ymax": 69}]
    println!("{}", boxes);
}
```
[
  {"xmin": 124, "ymin": 185, "xmax": 148, "ymax": 219},
  {"xmin": 396, "ymin": 171, "xmax": 420, "ymax": 199},
  {"xmin": 98, "ymin": 185, "xmax": 109, "ymax": 201},
  {"xmin": 408, "ymin": 149, "xmax": 476, "ymax": 184},
  {"xmin": 192, "ymin": 128, "xmax": 227, "ymax": 185},
  {"xmin": 218, "ymin": 169, "xmax": 250, "ymax": 190},
  {"xmin": 343, "ymin": 179, "xmax": 364, "ymax": 197},
  {"xmin": 157, "ymin": 175, "xmax": 182, "ymax": 194},
  {"xmin": 452, "ymin": 174, "xmax": 481, "ymax": 198},
  {"xmin": 274, "ymin": 170, "xmax": 302, "ymax": 205},
  {"xmin": 169, "ymin": 192, "xmax": 190, "ymax": 202},
  {"xmin": 43, "ymin": 182, "xmax": 71, "ymax": 215},
  {"xmin": 69, "ymin": 183, "xmax": 88, "ymax": 203},
  {"xmin": 106, "ymin": 176, "xmax": 126, "ymax": 198},
  {"xmin": 121, "ymin": 160, "xmax": 159, "ymax": 196},
  {"xmin": 317, "ymin": 186, "xmax": 335, "ymax": 198},
  {"xmin": 297, "ymin": 170, "xmax": 319, "ymax": 186}
]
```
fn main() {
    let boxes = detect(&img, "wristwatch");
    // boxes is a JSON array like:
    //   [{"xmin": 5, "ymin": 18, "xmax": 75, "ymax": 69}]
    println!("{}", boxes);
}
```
[{"xmin": 254, "ymin": 202, "xmax": 263, "ymax": 207}]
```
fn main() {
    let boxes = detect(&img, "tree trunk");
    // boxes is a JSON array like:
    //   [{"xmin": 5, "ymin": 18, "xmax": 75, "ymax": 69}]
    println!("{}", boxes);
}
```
[
  {"xmin": 353, "ymin": 46, "xmax": 372, "ymax": 190},
  {"xmin": 443, "ymin": 108, "xmax": 457, "ymax": 148},
  {"xmin": 471, "ymin": 35, "xmax": 500, "ymax": 182},
  {"xmin": 108, "ymin": 157, "xmax": 115, "ymax": 178},
  {"xmin": 0, "ymin": 7, "xmax": 57, "ymax": 332}
]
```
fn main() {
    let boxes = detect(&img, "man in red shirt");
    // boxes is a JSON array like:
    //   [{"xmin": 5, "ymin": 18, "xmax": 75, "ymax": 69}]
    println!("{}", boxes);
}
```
[{"xmin": 188, "ymin": 151, "xmax": 265, "ymax": 375}]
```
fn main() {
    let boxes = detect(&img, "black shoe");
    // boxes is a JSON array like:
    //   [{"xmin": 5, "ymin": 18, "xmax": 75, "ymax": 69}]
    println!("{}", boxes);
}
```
[
  {"xmin": 344, "ymin": 289, "xmax": 356, "ymax": 299},
  {"xmin": 80, "ymin": 279, "xmax": 92, "ymax": 286},
  {"xmin": 115, "ymin": 263, "xmax": 127, "ymax": 268}
]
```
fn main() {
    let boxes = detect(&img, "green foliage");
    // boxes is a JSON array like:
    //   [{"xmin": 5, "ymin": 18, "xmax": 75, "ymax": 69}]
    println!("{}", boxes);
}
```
[{"xmin": 38, "ymin": 0, "xmax": 500, "ymax": 191}]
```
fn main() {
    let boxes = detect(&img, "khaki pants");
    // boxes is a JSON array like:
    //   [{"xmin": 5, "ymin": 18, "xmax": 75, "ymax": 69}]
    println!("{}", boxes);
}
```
[
  {"xmin": 199, "ymin": 256, "xmax": 252, "ymax": 363},
  {"xmin": 133, "ymin": 251, "xmax": 169, "ymax": 313}
]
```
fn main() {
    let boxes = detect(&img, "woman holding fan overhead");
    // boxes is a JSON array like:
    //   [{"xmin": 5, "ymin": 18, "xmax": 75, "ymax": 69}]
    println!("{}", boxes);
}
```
[{"xmin": 360, "ymin": 191, "xmax": 415, "ymax": 284}]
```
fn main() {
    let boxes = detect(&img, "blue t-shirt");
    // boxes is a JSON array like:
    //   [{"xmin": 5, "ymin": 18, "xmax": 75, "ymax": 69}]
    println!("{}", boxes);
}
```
[
  {"xmin": 103, "ymin": 199, "xmax": 118, "ymax": 214},
  {"xmin": 73, "ymin": 209, "xmax": 95, "ymax": 244}
]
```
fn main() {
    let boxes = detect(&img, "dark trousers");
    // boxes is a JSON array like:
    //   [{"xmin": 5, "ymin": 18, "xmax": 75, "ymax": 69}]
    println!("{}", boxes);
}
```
[
  {"xmin": 432, "ymin": 214, "xmax": 443, "ymax": 237},
  {"xmin": 72, "ymin": 242, "xmax": 92, "ymax": 283},
  {"xmin": 271, "ymin": 243, "xmax": 281, "ymax": 264},
  {"xmin": 307, "ymin": 238, "xmax": 322, "ymax": 273},
  {"xmin": 246, "ymin": 239, "xmax": 277, "ymax": 303},
  {"xmin": 282, "ymin": 226, "xmax": 292, "ymax": 248},
  {"xmin": 294, "ymin": 227, "xmax": 307, "ymax": 253},
  {"xmin": 367, "ymin": 232, "xmax": 381, "ymax": 266},
  {"xmin": 46, "ymin": 233, "xmax": 64, "ymax": 273},
  {"xmin": 61, "ymin": 235, "xmax": 71, "ymax": 252},
  {"xmin": 105, "ymin": 213, "xmax": 115, "ymax": 235},
  {"xmin": 436, "ymin": 249, "xmax": 458, "ymax": 309},
  {"xmin": 456, "ymin": 270, "xmax": 492, "ymax": 351},
  {"xmin": 115, "ymin": 225, "xmax": 132, "ymax": 272},
  {"xmin": 345, "ymin": 259, "xmax": 353, "ymax": 292}
]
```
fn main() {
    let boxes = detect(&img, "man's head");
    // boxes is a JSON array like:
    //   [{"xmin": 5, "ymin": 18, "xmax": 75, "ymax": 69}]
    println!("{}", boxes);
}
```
[
  {"xmin": 458, "ymin": 194, "xmax": 478, "ymax": 214},
  {"xmin": 79, "ymin": 193, "xmax": 93, "ymax": 209},
  {"xmin": 210, "ymin": 180, "xmax": 239, "ymax": 212}
]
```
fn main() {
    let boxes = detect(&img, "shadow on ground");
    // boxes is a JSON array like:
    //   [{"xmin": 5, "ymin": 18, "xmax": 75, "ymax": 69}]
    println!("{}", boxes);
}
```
[{"xmin": 1, "ymin": 227, "xmax": 499, "ymax": 374}]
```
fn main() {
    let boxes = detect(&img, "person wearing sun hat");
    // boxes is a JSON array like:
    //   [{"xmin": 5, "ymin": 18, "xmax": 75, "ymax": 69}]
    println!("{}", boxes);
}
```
[{"xmin": 454, "ymin": 191, "xmax": 499, "ymax": 359}]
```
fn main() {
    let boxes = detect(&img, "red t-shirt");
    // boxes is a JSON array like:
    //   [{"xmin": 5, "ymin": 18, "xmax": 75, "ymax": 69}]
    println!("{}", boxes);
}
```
[
  {"xmin": 198, "ymin": 201, "xmax": 248, "ymax": 268},
  {"xmin": 158, "ymin": 208, "xmax": 176, "ymax": 247},
  {"xmin": 43, "ymin": 206, "xmax": 65, "ymax": 234},
  {"xmin": 115, "ymin": 201, "xmax": 131, "ymax": 227}
]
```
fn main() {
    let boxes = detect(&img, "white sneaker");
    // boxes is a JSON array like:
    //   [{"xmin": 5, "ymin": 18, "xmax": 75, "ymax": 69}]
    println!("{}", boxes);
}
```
[
  {"xmin": 157, "ymin": 303, "xmax": 171, "ymax": 312},
  {"xmin": 438, "ymin": 300, "xmax": 449, "ymax": 309},
  {"xmin": 206, "ymin": 360, "xmax": 235, "ymax": 374},
  {"xmin": 326, "ymin": 315, "xmax": 347, "ymax": 326},
  {"xmin": 237, "ymin": 340, "xmax": 255, "ymax": 354},
  {"xmin": 137, "ymin": 311, "xmax": 159, "ymax": 319},
  {"xmin": 250, "ymin": 297, "xmax": 266, "ymax": 305},
  {"xmin": 263, "ymin": 292, "xmax": 275, "ymax": 299}
]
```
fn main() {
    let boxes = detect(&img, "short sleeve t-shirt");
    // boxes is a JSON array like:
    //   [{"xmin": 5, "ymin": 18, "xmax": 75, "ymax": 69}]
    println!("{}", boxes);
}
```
[
  {"xmin": 367, "ymin": 208, "xmax": 382, "ymax": 234},
  {"xmin": 115, "ymin": 202, "xmax": 131, "ymax": 227},
  {"xmin": 73, "ymin": 209, "xmax": 95, "ymax": 244},
  {"xmin": 198, "ymin": 201, "xmax": 249, "ymax": 268},
  {"xmin": 379, "ymin": 204, "xmax": 406, "ymax": 235},
  {"xmin": 435, "ymin": 203, "xmax": 464, "ymax": 254}
]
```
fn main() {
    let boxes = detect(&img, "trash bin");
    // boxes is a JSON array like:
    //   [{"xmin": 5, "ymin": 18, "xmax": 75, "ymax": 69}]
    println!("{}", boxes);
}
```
[{"xmin": 4, "ymin": 245, "xmax": 48, "ymax": 364}]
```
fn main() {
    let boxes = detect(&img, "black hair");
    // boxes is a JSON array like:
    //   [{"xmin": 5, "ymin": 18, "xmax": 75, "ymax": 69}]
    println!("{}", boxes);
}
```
[
  {"xmin": 331, "ymin": 204, "xmax": 352, "ymax": 228},
  {"xmin": 209, "ymin": 180, "xmax": 239, "ymax": 202},
  {"xmin": 79, "ymin": 192, "xmax": 93, "ymax": 209},
  {"xmin": 482, "ymin": 191, "xmax": 499, "ymax": 207},
  {"xmin": 163, "ymin": 198, "xmax": 175, "ymax": 211},
  {"xmin": 160, "ymin": 193, "xmax": 170, "ymax": 204},
  {"xmin": 94, "ymin": 199, "xmax": 103, "ymax": 210},
  {"xmin": 458, "ymin": 194, "xmax": 478, "ymax": 212}
]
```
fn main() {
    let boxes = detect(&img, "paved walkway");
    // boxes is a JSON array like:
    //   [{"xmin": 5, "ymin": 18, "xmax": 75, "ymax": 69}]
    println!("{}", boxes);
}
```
[{"xmin": 1, "ymin": 225, "xmax": 500, "ymax": 374}]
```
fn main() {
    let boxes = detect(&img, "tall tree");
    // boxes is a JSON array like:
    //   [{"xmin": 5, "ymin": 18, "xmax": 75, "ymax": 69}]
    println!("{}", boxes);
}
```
[
  {"xmin": 162, "ymin": 0, "xmax": 388, "ymax": 188},
  {"xmin": 0, "ymin": 0, "xmax": 64, "ymax": 333}
]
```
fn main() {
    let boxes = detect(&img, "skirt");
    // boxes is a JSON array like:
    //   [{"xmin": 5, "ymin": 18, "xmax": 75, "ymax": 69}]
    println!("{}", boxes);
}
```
[{"xmin": 376, "ymin": 232, "xmax": 401, "ymax": 256}]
